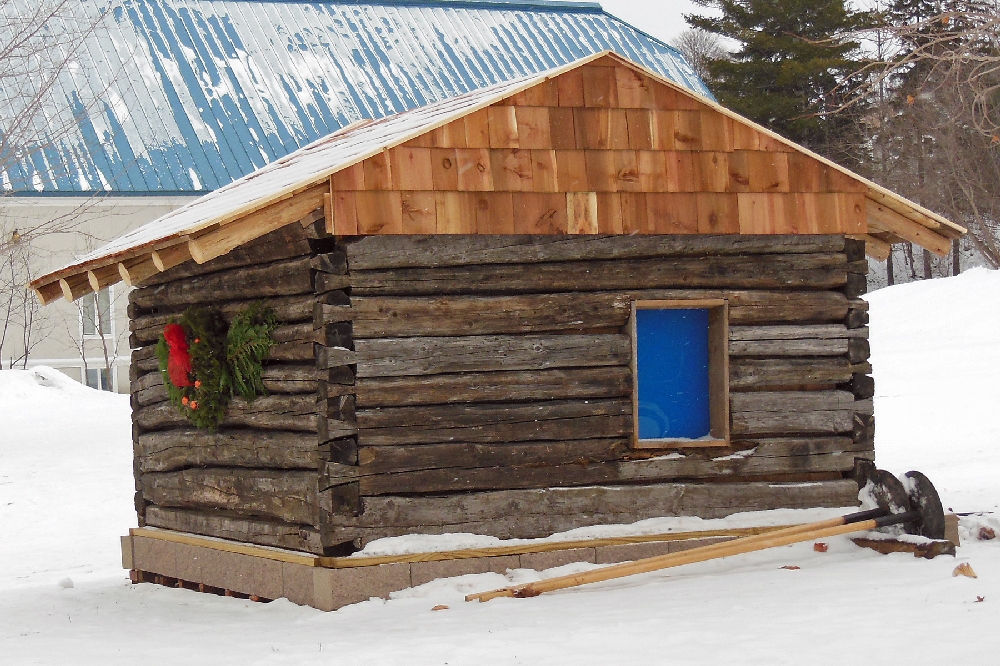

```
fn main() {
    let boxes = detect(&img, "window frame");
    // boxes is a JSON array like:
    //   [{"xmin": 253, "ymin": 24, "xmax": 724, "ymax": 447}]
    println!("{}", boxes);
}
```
[
  {"xmin": 630, "ymin": 299, "xmax": 730, "ymax": 450},
  {"xmin": 80, "ymin": 286, "xmax": 114, "ymax": 340}
]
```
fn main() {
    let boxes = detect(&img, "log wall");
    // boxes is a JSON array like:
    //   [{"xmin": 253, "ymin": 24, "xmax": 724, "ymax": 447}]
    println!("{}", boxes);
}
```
[{"xmin": 130, "ymin": 230, "xmax": 873, "ymax": 554}]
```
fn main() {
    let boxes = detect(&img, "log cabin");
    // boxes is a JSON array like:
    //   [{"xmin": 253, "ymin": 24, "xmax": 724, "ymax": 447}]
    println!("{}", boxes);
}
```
[{"xmin": 32, "ymin": 51, "xmax": 964, "ymax": 602}]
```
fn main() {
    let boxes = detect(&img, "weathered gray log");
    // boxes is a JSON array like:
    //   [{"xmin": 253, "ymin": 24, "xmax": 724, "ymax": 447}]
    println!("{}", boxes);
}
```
[
  {"xmin": 847, "ymin": 298, "xmax": 870, "ymax": 329},
  {"xmin": 355, "ymin": 334, "xmax": 630, "ymax": 378},
  {"xmin": 142, "ymin": 224, "xmax": 313, "ymax": 287},
  {"xmin": 356, "ymin": 439, "xmax": 629, "ymax": 475},
  {"xmin": 131, "ymin": 256, "xmax": 314, "ymax": 309},
  {"xmin": 349, "ymin": 253, "xmax": 849, "ymax": 296},
  {"xmin": 729, "ymin": 358, "xmax": 854, "ymax": 389},
  {"xmin": 611, "ymin": 289, "xmax": 850, "ymax": 325},
  {"xmin": 315, "ymin": 272, "xmax": 351, "ymax": 294},
  {"xmin": 344, "ymin": 235, "xmax": 848, "ymax": 270},
  {"xmin": 350, "ymin": 293, "xmax": 633, "ymax": 338},
  {"xmin": 321, "ymin": 481, "xmax": 861, "ymax": 538},
  {"xmin": 731, "ymin": 391, "xmax": 856, "ymax": 436},
  {"xmin": 329, "ymin": 460, "xmax": 621, "ymax": 495},
  {"xmin": 144, "ymin": 505, "xmax": 324, "ymax": 554},
  {"xmin": 845, "ymin": 272, "xmax": 868, "ymax": 298},
  {"xmin": 135, "ymin": 394, "xmax": 318, "ymax": 432},
  {"xmin": 729, "ymin": 339, "xmax": 850, "ymax": 357},
  {"xmin": 619, "ymin": 437, "xmax": 868, "ymax": 482},
  {"xmin": 310, "ymin": 251, "xmax": 348, "ymax": 274},
  {"xmin": 728, "ymin": 324, "xmax": 865, "ymax": 340},
  {"xmin": 316, "ymin": 346, "xmax": 359, "ymax": 369},
  {"xmin": 135, "ymin": 429, "xmax": 320, "ymax": 473},
  {"xmin": 140, "ymin": 468, "xmax": 319, "ymax": 525},
  {"xmin": 356, "ymin": 399, "xmax": 631, "ymax": 446},
  {"xmin": 132, "ymin": 364, "xmax": 325, "ymax": 402},
  {"xmin": 848, "ymin": 338, "xmax": 871, "ymax": 363},
  {"xmin": 131, "ymin": 295, "xmax": 318, "ymax": 344},
  {"xmin": 355, "ymin": 367, "xmax": 631, "ymax": 407},
  {"xmin": 850, "ymin": 372, "xmax": 875, "ymax": 399}
]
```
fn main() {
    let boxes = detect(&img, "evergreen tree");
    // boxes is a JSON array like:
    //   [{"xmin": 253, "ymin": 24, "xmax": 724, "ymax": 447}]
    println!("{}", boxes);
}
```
[{"xmin": 688, "ymin": 0, "xmax": 874, "ymax": 151}]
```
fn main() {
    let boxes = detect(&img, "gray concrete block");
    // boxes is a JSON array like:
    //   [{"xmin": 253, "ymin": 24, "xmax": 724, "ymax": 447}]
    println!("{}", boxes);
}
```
[
  {"xmin": 132, "ymin": 536, "xmax": 178, "ymax": 579},
  {"xmin": 487, "ymin": 555, "xmax": 520, "ymax": 574},
  {"xmin": 411, "ymin": 558, "xmax": 491, "ymax": 587},
  {"xmin": 250, "ymin": 556, "xmax": 284, "ymax": 601},
  {"xmin": 172, "ymin": 543, "xmax": 203, "ymax": 583},
  {"xmin": 281, "ymin": 561, "xmax": 315, "ymax": 608},
  {"xmin": 313, "ymin": 563, "xmax": 412, "ymax": 612},
  {"xmin": 519, "ymin": 548, "xmax": 596, "ymax": 571},
  {"xmin": 595, "ymin": 541, "xmax": 672, "ymax": 564},
  {"xmin": 668, "ymin": 536, "xmax": 732, "ymax": 553},
  {"xmin": 120, "ymin": 535, "xmax": 133, "ymax": 570}
]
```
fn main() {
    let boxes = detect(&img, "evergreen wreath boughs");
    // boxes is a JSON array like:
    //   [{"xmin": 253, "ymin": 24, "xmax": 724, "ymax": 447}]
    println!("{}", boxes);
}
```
[{"xmin": 156, "ymin": 303, "xmax": 277, "ymax": 430}]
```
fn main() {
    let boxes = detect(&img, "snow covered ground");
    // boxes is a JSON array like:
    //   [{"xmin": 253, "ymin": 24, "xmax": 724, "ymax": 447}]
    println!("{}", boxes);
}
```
[{"xmin": 2, "ymin": 270, "xmax": 998, "ymax": 664}]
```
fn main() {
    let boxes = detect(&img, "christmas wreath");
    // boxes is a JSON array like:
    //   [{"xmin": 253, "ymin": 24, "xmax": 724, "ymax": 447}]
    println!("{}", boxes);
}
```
[{"xmin": 156, "ymin": 303, "xmax": 278, "ymax": 429}]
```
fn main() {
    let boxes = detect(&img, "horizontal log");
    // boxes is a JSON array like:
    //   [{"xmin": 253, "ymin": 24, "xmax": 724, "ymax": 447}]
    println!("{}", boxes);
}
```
[
  {"xmin": 729, "ymin": 358, "xmax": 855, "ymax": 389},
  {"xmin": 356, "ymin": 439, "xmax": 629, "ymax": 475},
  {"xmin": 132, "ymin": 364, "xmax": 328, "ymax": 402},
  {"xmin": 355, "ymin": 367, "xmax": 631, "ymax": 407},
  {"xmin": 356, "ymin": 399, "xmax": 632, "ymax": 446},
  {"xmin": 131, "ymin": 256, "xmax": 314, "ymax": 309},
  {"xmin": 730, "ymin": 339, "xmax": 849, "ymax": 357},
  {"xmin": 730, "ymin": 391, "xmax": 856, "ymax": 436},
  {"xmin": 618, "ymin": 289, "xmax": 849, "ymax": 324},
  {"xmin": 351, "ymin": 293, "xmax": 632, "ymax": 338},
  {"xmin": 144, "ymin": 505, "xmax": 324, "ymax": 554},
  {"xmin": 135, "ymin": 429, "xmax": 320, "ymax": 474},
  {"xmin": 344, "ymin": 235, "xmax": 848, "ymax": 270},
  {"xmin": 620, "ymin": 437, "xmax": 869, "ymax": 481},
  {"xmin": 350, "ymin": 254, "xmax": 849, "ymax": 296},
  {"xmin": 310, "ymin": 251, "xmax": 348, "ymax": 274},
  {"xmin": 140, "ymin": 468, "xmax": 319, "ymax": 525},
  {"xmin": 355, "ymin": 334, "xmax": 630, "ymax": 378},
  {"xmin": 131, "ymin": 295, "xmax": 318, "ymax": 344},
  {"xmin": 321, "ymin": 481, "xmax": 862, "ymax": 543},
  {"xmin": 315, "ymin": 272, "xmax": 351, "ymax": 294},
  {"xmin": 142, "ymin": 224, "xmax": 313, "ymax": 287},
  {"xmin": 728, "ymin": 324, "xmax": 866, "ymax": 340},
  {"xmin": 135, "ymin": 394, "xmax": 318, "ymax": 432}
]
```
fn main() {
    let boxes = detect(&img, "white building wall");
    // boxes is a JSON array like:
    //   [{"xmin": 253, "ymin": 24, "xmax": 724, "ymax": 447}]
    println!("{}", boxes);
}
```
[{"xmin": 1, "ymin": 195, "xmax": 199, "ymax": 391}]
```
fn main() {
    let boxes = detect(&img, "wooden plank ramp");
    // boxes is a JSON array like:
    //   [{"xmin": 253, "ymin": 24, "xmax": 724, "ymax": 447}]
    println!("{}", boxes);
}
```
[{"xmin": 130, "ymin": 525, "xmax": 797, "ymax": 569}]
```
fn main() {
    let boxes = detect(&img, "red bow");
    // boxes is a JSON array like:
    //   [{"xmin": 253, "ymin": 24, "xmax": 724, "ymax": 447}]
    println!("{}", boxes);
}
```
[{"xmin": 163, "ymin": 324, "xmax": 193, "ymax": 387}]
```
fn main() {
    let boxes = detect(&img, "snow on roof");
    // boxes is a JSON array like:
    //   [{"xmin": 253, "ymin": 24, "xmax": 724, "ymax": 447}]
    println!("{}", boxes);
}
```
[{"xmin": 3, "ymin": 0, "xmax": 709, "ymax": 195}]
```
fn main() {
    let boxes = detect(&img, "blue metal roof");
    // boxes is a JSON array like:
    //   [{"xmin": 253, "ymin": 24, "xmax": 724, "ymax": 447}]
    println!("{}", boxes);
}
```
[{"xmin": 3, "ymin": 0, "xmax": 709, "ymax": 195}]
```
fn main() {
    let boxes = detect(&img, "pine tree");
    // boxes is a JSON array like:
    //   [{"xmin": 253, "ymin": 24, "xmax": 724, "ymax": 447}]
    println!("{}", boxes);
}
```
[{"xmin": 688, "ymin": 0, "xmax": 873, "ymax": 151}]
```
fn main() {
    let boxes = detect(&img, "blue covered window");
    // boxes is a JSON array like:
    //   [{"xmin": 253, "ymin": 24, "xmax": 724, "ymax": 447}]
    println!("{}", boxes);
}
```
[{"xmin": 632, "ymin": 301, "xmax": 729, "ymax": 448}]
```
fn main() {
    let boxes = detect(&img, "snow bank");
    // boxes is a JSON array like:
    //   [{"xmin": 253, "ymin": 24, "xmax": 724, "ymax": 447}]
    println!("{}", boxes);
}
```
[{"xmin": 867, "ymin": 267, "xmax": 1000, "ymax": 512}]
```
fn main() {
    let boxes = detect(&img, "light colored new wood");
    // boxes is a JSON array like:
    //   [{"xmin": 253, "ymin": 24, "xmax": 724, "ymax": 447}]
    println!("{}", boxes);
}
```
[
  {"xmin": 151, "ymin": 243, "xmax": 193, "ymax": 272},
  {"xmin": 848, "ymin": 234, "xmax": 891, "ymax": 261},
  {"xmin": 60, "ymin": 274, "xmax": 93, "ymax": 302},
  {"xmin": 131, "ymin": 527, "xmax": 318, "ymax": 566},
  {"xmin": 466, "ymin": 517, "xmax": 877, "ymax": 602},
  {"xmin": 118, "ymin": 257, "xmax": 159, "ymax": 287},
  {"xmin": 87, "ymin": 264, "xmax": 122, "ymax": 292},
  {"xmin": 866, "ymin": 199, "xmax": 951, "ymax": 256},
  {"xmin": 35, "ymin": 280, "xmax": 63, "ymax": 305}
]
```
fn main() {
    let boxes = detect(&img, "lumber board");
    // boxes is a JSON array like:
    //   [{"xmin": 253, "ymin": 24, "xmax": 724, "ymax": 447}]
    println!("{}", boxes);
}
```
[
  {"xmin": 130, "ymin": 256, "xmax": 314, "ymax": 309},
  {"xmin": 354, "ymin": 333, "xmax": 630, "ymax": 378},
  {"xmin": 321, "ymin": 481, "xmax": 861, "ymax": 536},
  {"xmin": 355, "ymin": 398, "xmax": 632, "ymax": 446},
  {"xmin": 135, "ymin": 429, "xmax": 320, "ymax": 474},
  {"xmin": 349, "ymin": 253, "xmax": 849, "ymax": 296},
  {"xmin": 141, "ymin": 468, "xmax": 320, "ymax": 525},
  {"xmin": 144, "ymin": 506, "xmax": 324, "ymax": 554},
  {"xmin": 130, "ymin": 527, "xmax": 318, "ymax": 566},
  {"xmin": 134, "ymin": 394, "xmax": 319, "ymax": 432},
  {"xmin": 350, "ymin": 293, "xmax": 633, "ymax": 338},
  {"xmin": 354, "ymin": 367, "xmax": 631, "ymax": 407}
]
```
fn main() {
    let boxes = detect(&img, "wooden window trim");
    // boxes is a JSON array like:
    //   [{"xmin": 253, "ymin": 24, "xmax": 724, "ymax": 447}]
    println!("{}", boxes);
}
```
[{"xmin": 630, "ymin": 299, "xmax": 730, "ymax": 450}]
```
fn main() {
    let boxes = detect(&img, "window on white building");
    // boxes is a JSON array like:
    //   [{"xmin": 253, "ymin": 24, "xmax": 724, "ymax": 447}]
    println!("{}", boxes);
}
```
[
  {"xmin": 85, "ymin": 367, "xmax": 113, "ymax": 392},
  {"xmin": 81, "ymin": 287, "xmax": 112, "ymax": 338}
]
